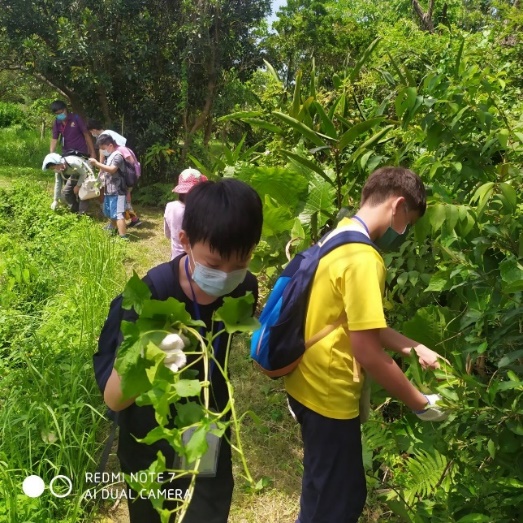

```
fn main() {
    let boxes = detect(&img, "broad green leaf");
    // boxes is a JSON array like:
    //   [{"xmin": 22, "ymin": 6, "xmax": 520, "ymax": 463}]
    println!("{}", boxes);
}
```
[
  {"xmin": 445, "ymin": 205, "xmax": 459, "ymax": 233},
  {"xmin": 214, "ymin": 293, "xmax": 259, "ymax": 334},
  {"xmin": 217, "ymin": 110, "xmax": 263, "ymax": 122},
  {"xmin": 402, "ymin": 306, "xmax": 458, "ymax": 354},
  {"xmin": 497, "ymin": 128, "xmax": 509, "ymax": 148},
  {"xmin": 173, "ymin": 379, "xmax": 202, "ymax": 398},
  {"xmin": 280, "ymin": 150, "xmax": 334, "ymax": 186},
  {"xmin": 499, "ymin": 182, "xmax": 517, "ymax": 210},
  {"xmin": 498, "ymin": 349, "xmax": 523, "ymax": 368},
  {"xmin": 291, "ymin": 69, "xmax": 303, "ymax": 119},
  {"xmin": 454, "ymin": 38, "xmax": 466, "ymax": 78},
  {"xmin": 395, "ymin": 87, "xmax": 417, "ymax": 120},
  {"xmin": 136, "ymin": 384, "xmax": 172, "ymax": 425},
  {"xmin": 273, "ymin": 112, "xmax": 325, "ymax": 147},
  {"xmin": 349, "ymin": 37, "xmax": 381, "ymax": 82},
  {"xmin": 263, "ymin": 59, "xmax": 280, "ymax": 82},
  {"xmin": 387, "ymin": 52, "xmax": 408, "ymax": 86},
  {"xmin": 499, "ymin": 258, "xmax": 523, "ymax": 292},
  {"xmin": 122, "ymin": 271, "xmax": 152, "ymax": 313},
  {"xmin": 470, "ymin": 182, "xmax": 495, "ymax": 207},
  {"xmin": 384, "ymin": 499, "xmax": 415, "ymax": 523},
  {"xmin": 427, "ymin": 204, "xmax": 446, "ymax": 233},
  {"xmin": 184, "ymin": 426, "xmax": 208, "ymax": 463},
  {"xmin": 346, "ymin": 126, "xmax": 394, "ymax": 171},
  {"xmin": 116, "ymin": 342, "xmax": 154, "ymax": 399},
  {"xmin": 242, "ymin": 118, "xmax": 283, "ymax": 134},
  {"xmin": 457, "ymin": 515, "xmax": 495, "ymax": 523},
  {"xmin": 175, "ymin": 402, "xmax": 205, "ymax": 427},
  {"xmin": 140, "ymin": 297, "xmax": 202, "ymax": 329},
  {"xmin": 337, "ymin": 118, "xmax": 384, "ymax": 151},
  {"xmin": 312, "ymin": 102, "xmax": 337, "ymax": 139},
  {"xmin": 143, "ymin": 341, "xmax": 169, "ymax": 385}
]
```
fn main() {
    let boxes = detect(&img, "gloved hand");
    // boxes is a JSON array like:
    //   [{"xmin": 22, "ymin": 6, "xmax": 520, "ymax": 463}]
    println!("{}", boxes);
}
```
[
  {"xmin": 415, "ymin": 394, "xmax": 448, "ymax": 422},
  {"xmin": 159, "ymin": 333, "xmax": 189, "ymax": 373},
  {"xmin": 50, "ymin": 200, "xmax": 59, "ymax": 211}
]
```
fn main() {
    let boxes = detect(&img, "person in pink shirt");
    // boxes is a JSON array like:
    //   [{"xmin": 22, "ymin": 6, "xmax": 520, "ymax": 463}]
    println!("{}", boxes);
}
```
[{"xmin": 164, "ymin": 168, "xmax": 208, "ymax": 259}]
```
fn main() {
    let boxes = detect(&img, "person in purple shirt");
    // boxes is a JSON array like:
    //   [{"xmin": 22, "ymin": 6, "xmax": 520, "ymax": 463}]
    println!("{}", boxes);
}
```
[{"xmin": 50, "ymin": 100, "xmax": 95, "ymax": 159}]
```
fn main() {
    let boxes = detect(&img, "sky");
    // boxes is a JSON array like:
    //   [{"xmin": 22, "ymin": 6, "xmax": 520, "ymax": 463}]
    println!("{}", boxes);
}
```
[{"xmin": 268, "ymin": 0, "xmax": 287, "ymax": 25}]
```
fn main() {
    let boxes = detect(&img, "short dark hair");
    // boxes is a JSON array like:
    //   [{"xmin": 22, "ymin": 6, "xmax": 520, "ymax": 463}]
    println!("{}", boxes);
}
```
[
  {"xmin": 182, "ymin": 178, "xmax": 263, "ymax": 259},
  {"xmin": 361, "ymin": 166, "xmax": 426, "ymax": 216},
  {"xmin": 86, "ymin": 118, "xmax": 103, "ymax": 131},
  {"xmin": 96, "ymin": 133, "xmax": 117, "ymax": 147},
  {"xmin": 50, "ymin": 100, "xmax": 67, "ymax": 113}
]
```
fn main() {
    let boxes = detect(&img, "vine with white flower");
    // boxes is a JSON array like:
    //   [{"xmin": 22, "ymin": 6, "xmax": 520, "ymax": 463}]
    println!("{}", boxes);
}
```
[{"xmin": 114, "ymin": 272, "xmax": 260, "ymax": 523}]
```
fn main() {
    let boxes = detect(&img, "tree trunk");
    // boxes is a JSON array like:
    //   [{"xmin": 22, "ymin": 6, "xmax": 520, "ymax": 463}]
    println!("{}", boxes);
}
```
[{"xmin": 412, "ymin": 0, "xmax": 435, "ymax": 33}]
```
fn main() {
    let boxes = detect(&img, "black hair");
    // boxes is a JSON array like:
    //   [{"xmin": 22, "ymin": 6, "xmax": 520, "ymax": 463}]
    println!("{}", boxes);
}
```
[
  {"xmin": 50, "ymin": 100, "xmax": 67, "ymax": 113},
  {"xmin": 96, "ymin": 133, "xmax": 117, "ymax": 147},
  {"xmin": 178, "ymin": 193, "xmax": 186, "ymax": 203},
  {"xmin": 182, "ymin": 178, "xmax": 263, "ymax": 259},
  {"xmin": 86, "ymin": 118, "xmax": 104, "ymax": 131},
  {"xmin": 361, "ymin": 166, "xmax": 427, "ymax": 216}
]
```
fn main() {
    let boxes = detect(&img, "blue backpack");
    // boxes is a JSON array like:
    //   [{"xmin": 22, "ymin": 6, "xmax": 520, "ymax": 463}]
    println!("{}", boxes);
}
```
[{"xmin": 250, "ymin": 227, "xmax": 376, "ymax": 378}]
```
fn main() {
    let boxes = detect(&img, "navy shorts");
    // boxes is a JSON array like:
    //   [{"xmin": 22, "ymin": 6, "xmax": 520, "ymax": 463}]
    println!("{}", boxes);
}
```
[{"xmin": 288, "ymin": 395, "xmax": 367, "ymax": 523}]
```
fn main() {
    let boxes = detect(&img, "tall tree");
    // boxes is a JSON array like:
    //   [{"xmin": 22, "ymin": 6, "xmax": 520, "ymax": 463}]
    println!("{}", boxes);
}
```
[{"xmin": 0, "ymin": 0, "xmax": 270, "ymax": 168}]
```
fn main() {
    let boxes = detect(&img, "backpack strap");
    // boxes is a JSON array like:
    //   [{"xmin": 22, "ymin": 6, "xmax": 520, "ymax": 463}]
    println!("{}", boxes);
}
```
[{"xmin": 303, "ymin": 226, "xmax": 377, "ymax": 381}]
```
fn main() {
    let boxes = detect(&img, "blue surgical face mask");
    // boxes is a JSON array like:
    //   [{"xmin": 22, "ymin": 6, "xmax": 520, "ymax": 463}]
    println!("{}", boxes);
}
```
[
  {"xmin": 101, "ymin": 149, "xmax": 111, "ymax": 157},
  {"xmin": 55, "ymin": 112, "xmax": 67, "ymax": 121},
  {"xmin": 190, "ymin": 250, "xmax": 247, "ymax": 297},
  {"xmin": 375, "ymin": 206, "xmax": 411, "ymax": 252}
]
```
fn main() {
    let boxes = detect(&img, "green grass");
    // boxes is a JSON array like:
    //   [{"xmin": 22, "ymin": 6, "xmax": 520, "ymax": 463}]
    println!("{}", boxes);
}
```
[{"xmin": 0, "ymin": 126, "xmax": 50, "ymax": 168}]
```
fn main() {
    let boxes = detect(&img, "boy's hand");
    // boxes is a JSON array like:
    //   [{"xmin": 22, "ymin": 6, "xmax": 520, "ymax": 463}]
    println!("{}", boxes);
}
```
[
  {"xmin": 50, "ymin": 200, "xmax": 58, "ymax": 210},
  {"xmin": 413, "ymin": 344, "xmax": 450, "ymax": 370},
  {"xmin": 73, "ymin": 185, "xmax": 80, "ymax": 195},
  {"xmin": 88, "ymin": 158, "xmax": 99, "ymax": 168},
  {"xmin": 415, "ymin": 393, "xmax": 448, "ymax": 421}
]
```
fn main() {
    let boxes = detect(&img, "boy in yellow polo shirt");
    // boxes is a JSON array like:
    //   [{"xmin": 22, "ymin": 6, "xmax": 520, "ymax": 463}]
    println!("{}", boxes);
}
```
[{"xmin": 285, "ymin": 166, "xmax": 448, "ymax": 523}]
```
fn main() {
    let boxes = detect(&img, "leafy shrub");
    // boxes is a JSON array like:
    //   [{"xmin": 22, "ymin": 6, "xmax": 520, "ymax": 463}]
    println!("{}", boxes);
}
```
[
  {"xmin": 0, "ymin": 102, "xmax": 27, "ymax": 128},
  {"xmin": 0, "ymin": 181, "xmax": 126, "ymax": 521}
]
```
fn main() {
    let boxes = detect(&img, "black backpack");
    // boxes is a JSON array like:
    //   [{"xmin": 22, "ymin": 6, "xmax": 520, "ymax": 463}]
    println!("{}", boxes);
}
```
[{"xmin": 94, "ymin": 262, "xmax": 176, "ymax": 394}]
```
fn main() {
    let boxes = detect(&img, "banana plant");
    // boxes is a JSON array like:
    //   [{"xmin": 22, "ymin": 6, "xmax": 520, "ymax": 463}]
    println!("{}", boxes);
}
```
[{"xmin": 218, "ymin": 38, "xmax": 394, "ymax": 211}]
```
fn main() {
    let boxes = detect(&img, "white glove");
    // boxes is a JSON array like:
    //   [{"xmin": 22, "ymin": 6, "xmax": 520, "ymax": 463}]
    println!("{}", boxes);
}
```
[
  {"xmin": 50, "ymin": 200, "xmax": 59, "ymax": 211},
  {"xmin": 415, "ymin": 394, "xmax": 448, "ymax": 422},
  {"xmin": 159, "ymin": 333, "xmax": 189, "ymax": 373}
]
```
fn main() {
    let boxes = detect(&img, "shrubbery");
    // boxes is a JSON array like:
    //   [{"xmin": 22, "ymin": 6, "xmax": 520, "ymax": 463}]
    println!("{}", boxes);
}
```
[{"xmin": 0, "ymin": 182, "xmax": 125, "ymax": 522}]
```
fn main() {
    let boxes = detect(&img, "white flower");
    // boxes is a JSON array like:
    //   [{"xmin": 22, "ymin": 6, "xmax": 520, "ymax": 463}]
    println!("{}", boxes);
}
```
[
  {"xmin": 159, "ymin": 333, "xmax": 186, "ymax": 352},
  {"xmin": 159, "ymin": 332, "xmax": 189, "ymax": 372},
  {"xmin": 163, "ymin": 347, "xmax": 187, "ymax": 373}
]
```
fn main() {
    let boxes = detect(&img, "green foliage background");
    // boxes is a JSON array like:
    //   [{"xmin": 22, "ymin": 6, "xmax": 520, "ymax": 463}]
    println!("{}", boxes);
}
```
[{"xmin": 1, "ymin": 0, "xmax": 523, "ymax": 521}]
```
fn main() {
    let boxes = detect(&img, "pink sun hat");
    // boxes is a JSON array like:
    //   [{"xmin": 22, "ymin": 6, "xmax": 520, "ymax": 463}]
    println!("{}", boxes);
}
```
[{"xmin": 172, "ymin": 168, "xmax": 208, "ymax": 194}]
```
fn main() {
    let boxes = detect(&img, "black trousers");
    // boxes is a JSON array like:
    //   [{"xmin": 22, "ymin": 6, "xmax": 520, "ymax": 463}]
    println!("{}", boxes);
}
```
[
  {"xmin": 288, "ymin": 395, "xmax": 367, "ymax": 523},
  {"xmin": 126, "ymin": 438, "xmax": 233, "ymax": 523}
]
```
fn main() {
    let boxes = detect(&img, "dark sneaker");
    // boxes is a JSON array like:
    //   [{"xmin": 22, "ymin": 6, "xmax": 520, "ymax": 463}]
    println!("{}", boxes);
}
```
[
  {"xmin": 118, "ymin": 235, "xmax": 130, "ymax": 242},
  {"xmin": 128, "ymin": 219, "xmax": 142, "ymax": 227}
]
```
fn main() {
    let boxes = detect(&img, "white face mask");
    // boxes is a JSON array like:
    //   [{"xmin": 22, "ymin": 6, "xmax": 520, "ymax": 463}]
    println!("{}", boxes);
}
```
[
  {"xmin": 190, "ymin": 250, "xmax": 247, "ymax": 297},
  {"xmin": 101, "ymin": 149, "xmax": 111, "ymax": 157}
]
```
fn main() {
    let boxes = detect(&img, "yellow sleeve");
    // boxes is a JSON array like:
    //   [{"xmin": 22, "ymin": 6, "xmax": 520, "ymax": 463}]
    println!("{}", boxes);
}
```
[{"xmin": 340, "ymin": 250, "xmax": 387, "ymax": 331}]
